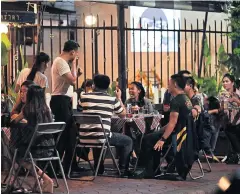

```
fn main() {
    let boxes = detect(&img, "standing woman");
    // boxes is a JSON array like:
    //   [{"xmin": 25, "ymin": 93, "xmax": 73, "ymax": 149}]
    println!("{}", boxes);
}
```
[
  {"xmin": 15, "ymin": 52, "xmax": 50, "ymax": 92},
  {"xmin": 219, "ymin": 74, "xmax": 240, "ymax": 164},
  {"xmin": 13, "ymin": 52, "xmax": 50, "ymax": 113}
]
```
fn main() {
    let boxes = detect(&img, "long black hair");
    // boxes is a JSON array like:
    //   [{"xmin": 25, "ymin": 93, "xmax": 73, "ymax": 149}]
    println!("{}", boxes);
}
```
[
  {"xmin": 131, "ymin": 81, "xmax": 146, "ymax": 107},
  {"xmin": 23, "ymin": 84, "xmax": 52, "ymax": 126},
  {"xmin": 21, "ymin": 80, "xmax": 35, "ymax": 88},
  {"xmin": 26, "ymin": 52, "xmax": 50, "ymax": 81}
]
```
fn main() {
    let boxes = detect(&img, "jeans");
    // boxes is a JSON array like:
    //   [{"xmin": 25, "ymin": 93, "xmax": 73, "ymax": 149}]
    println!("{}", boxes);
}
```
[
  {"xmin": 202, "ymin": 125, "xmax": 220, "ymax": 153},
  {"xmin": 93, "ymin": 132, "xmax": 133, "ymax": 170},
  {"xmin": 50, "ymin": 95, "xmax": 77, "ymax": 172}
]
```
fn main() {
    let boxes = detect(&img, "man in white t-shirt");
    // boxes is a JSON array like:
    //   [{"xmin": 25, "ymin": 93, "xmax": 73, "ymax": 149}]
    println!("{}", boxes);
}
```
[{"xmin": 50, "ymin": 40, "xmax": 82, "ymax": 174}]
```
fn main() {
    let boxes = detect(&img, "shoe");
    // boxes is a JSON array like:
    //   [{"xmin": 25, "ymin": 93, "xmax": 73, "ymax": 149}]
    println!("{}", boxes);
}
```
[
  {"xmin": 226, "ymin": 153, "xmax": 239, "ymax": 164},
  {"xmin": 221, "ymin": 156, "xmax": 228, "ymax": 163},
  {"xmin": 71, "ymin": 166, "xmax": 87, "ymax": 173},
  {"xmin": 130, "ymin": 157, "xmax": 137, "ymax": 167},
  {"xmin": 128, "ymin": 169, "xmax": 146, "ymax": 179},
  {"xmin": 155, "ymin": 174, "xmax": 185, "ymax": 181},
  {"xmin": 95, "ymin": 165, "xmax": 104, "ymax": 175},
  {"xmin": 212, "ymin": 155, "xmax": 220, "ymax": 163},
  {"xmin": 163, "ymin": 164, "xmax": 176, "ymax": 173}
]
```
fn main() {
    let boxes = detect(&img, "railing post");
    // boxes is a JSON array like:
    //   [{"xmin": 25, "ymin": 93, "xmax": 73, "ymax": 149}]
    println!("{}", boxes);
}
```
[
  {"xmin": 198, "ymin": 12, "xmax": 208, "ymax": 77},
  {"xmin": 117, "ymin": 4, "xmax": 126, "ymax": 102}
]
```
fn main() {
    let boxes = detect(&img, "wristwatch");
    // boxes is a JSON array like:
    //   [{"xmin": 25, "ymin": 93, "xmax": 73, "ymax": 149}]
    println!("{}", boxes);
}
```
[{"xmin": 160, "ymin": 136, "xmax": 167, "ymax": 142}]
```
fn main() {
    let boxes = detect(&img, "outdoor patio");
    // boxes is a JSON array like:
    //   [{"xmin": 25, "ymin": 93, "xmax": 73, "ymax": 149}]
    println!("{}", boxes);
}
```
[
  {"xmin": 52, "ymin": 163, "xmax": 238, "ymax": 194},
  {"xmin": 2, "ymin": 163, "xmax": 237, "ymax": 194}
]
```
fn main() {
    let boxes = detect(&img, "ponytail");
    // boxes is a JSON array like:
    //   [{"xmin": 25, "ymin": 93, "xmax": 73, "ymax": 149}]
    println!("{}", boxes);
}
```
[{"xmin": 27, "ymin": 52, "xmax": 50, "ymax": 81}]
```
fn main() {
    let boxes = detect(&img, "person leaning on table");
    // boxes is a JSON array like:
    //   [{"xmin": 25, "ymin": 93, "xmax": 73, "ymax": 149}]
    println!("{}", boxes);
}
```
[{"xmin": 125, "ymin": 81, "xmax": 153, "ymax": 114}]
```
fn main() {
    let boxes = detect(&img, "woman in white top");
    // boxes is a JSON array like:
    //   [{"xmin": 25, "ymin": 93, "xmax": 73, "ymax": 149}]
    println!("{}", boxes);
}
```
[
  {"xmin": 13, "ymin": 52, "xmax": 50, "ymax": 113},
  {"xmin": 15, "ymin": 52, "xmax": 50, "ymax": 93}
]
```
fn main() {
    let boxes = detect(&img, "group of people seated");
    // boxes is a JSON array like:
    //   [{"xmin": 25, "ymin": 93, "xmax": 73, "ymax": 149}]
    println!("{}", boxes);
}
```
[{"xmin": 5, "ymin": 39, "xmax": 240, "ymax": 192}]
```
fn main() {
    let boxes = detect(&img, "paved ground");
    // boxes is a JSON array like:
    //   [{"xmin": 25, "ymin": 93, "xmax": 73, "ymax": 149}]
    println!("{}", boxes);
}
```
[
  {"xmin": 2, "ymin": 163, "xmax": 238, "ymax": 194},
  {"xmin": 52, "ymin": 163, "xmax": 238, "ymax": 194}
]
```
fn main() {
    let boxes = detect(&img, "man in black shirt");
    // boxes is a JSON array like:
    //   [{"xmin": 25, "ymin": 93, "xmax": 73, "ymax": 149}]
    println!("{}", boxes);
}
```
[
  {"xmin": 161, "ymin": 70, "xmax": 192, "ymax": 126},
  {"xmin": 138, "ymin": 74, "xmax": 193, "ymax": 177}
]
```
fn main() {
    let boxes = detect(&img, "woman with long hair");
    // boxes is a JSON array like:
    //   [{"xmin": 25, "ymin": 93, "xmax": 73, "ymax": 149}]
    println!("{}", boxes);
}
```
[
  {"xmin": 10, "ymin": 84, "xmax": 54, "ymax": 193},
  {"xmin": 219, "ymin": 73, "xmax": 240, "ymax": 164},
  {"xmin": 11, "ymin": 80, "xmax": 35, "ymax": 117},
  {"xmin": 15, "ymin": 52, "xmax": 50, "ymax": 93},
  {"xmin": 125, "ymin": 81, "xmax": 154, "ymax": 114},
  {"xmin": 12, "ymin": 52, "xmax": 50, "ymax": 118}
]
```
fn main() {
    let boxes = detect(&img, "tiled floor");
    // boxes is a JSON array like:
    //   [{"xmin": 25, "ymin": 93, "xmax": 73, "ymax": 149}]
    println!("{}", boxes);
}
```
[{"xmin": 3, "ymin": 163, "xmax": 237, "ymax": 194}]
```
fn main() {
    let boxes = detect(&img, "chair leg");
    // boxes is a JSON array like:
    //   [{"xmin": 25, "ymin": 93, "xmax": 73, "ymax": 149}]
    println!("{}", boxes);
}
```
[
  {"xmin": 154, "ymin": 144, "xmax": 172, "ymax": 175},
  {"xmin": 67, "ymin": 141, "xmax": 77, "ymax": 179},
  {"xmin": 6, "ymin": 149, "xmax": 18, "ymax": 188},
  {"xmin": 202, "ymin": 150, "xmax": 212, "ymax": 173},
  {"xmin": 189, "ymin": 159, "xmax": 204, "ymax": 180},
  {"xmin": 82, "ymin": 148, "xmax": 94, "ymax": 172},
  {"xmin": 6, "ymin": 149, "xmax": 23, "ymax": 189},
  {"xmin": 56, "ymin": 151, "xmax": 69, "ymax": 194},
  {"xmin": 108, "ymin": 146, "xmax": 121, "ymax": 176},
  {"xmin": 2, "ymin": 156, "xmax": 12, "ymax": 183},
  {"xmin": 49, "ymin": 161, "xmax": 59, "ymax": 188},
  {"xmin": 134, "ymin": 133, "xmax": 144, "ymax": 172},
  {"xmin": 18, "ymin": 169, "xmax": 30, "ymax": 189},
  {"xmin": 102, "ymin": 148, "xmax": 108, "ymax": 161},
  {"xmin": 29, "ymin": 153, "xmax": 43, "ymax": 194},
  {"xmin": 94, "ymin": 145, "xmax": 106, "ymax": 179}
]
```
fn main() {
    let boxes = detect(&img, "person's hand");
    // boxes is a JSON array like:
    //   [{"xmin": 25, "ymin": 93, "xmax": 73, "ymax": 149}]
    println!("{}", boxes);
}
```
[
  {"xmin": 154, "ymin": 140, "xmax": 165, "ymax": 151},
  {"xmin": 229, "ymin": 96, "xmax": 240, "ymax": 104},
  {"xmin": 71, "ymin": 56, "xmax": 79, "ymax": 68},
  {"xmin": 163, "ymin": 104, "xmax": 170, "ymax": 112},
  {"xmin": 11, "ymin": 114, "xmax": 19, "ymax": 121},
  {"xmin": 132, "ymin": 105, "xmax": 140, "ymax": 112},
  {"xmin": 77, "ymin": 67, "xmax": 83, "ymax": 77},
  {"xmin": 20, "ymin": 119, "xmax": 27, "ymax": 123},
  {"xmin": 115, "ymin": 88, "xmax": 122, "ymax": 99},
  {"xmin": 192, "ymin": 109, "xmax": 198, "ymax": 118}
]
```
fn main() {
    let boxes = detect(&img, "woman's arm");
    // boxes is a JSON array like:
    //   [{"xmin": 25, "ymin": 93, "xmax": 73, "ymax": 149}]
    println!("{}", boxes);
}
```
[
  {"xmin": 11, "ymin": 111, "xmax": 27, "ymax": 123},
  {"xmin": 15, "ymin": 84, "xmax": 21, "ymax": 93},
  {"xmin": 11, "ymin": 94, "xmax": 22, "ymax": 116}
]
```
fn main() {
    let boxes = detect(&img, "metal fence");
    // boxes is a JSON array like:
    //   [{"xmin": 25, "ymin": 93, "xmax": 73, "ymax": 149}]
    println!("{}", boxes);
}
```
[{"xmin": 4, "ymin": 12, "xmax": 231, "ymax": 97}]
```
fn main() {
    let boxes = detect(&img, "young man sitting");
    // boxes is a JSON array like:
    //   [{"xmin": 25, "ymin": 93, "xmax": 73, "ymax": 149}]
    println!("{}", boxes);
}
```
[
  {"xmin": 80, "ymin": 74, "xmax": 133, "ymax": 175},
  {"xmin": 138, "ymin": 74, "xmax": 193, "ymax": 178}
]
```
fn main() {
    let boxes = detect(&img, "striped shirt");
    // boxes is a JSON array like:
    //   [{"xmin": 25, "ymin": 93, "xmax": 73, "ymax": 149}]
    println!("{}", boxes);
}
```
[{"xmin": 80, "ymin": 92, "xmax": 124, "ymax": 144}]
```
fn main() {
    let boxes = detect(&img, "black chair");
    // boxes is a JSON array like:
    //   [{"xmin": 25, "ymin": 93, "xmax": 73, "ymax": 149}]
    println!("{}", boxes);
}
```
[{"xmin": 155, "ymin": 114, "xmax": 205, "ymax": 180}]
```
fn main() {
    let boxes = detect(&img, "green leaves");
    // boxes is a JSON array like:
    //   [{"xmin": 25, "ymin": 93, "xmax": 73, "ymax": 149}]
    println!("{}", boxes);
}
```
[
  {"xmin": 225, "ymin": 2, "xmax": 240, "ymax": 77},
  {"xmin": 193, "ymin": 74, "xmax": 221, "ymax": 97},
  {"xmin": 1, "ymin": 33, "xmax": 11, "ymax": 66},
  {"xmin": 203, "ymin": 37, "xmax": 211, "ymax": 77}
]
